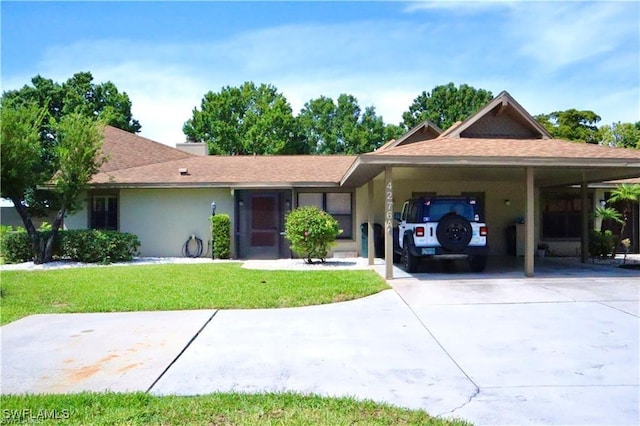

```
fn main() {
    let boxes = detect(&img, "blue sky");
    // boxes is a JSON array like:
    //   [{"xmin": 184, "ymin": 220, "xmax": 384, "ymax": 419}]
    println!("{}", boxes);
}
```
[{"xmin": 2, "ymin": 0, "xmax": 639, "ymax": 146}]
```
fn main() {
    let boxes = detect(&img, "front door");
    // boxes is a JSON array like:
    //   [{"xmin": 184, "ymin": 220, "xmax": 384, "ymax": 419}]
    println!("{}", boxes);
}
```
[
  {"xmin": 248, "ymin": 193, "xmax": 280, "ymax": 258},
  {"xmin": 235, "ymin": 190, "xmax": 292, "ymax": 259}
]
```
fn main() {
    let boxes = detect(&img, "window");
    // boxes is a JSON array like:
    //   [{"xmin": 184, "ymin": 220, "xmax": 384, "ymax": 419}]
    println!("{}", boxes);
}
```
[
  {"xmin": 541, "ymin": 191, "xmax": 592, "ymax": 239},
  {"xmin": 298, "ymin": 192, "xmax": 353, "ymax": 239},
  {"xmin": 91, "ymin": 195, "xmax": 118, "ymax": 230}
]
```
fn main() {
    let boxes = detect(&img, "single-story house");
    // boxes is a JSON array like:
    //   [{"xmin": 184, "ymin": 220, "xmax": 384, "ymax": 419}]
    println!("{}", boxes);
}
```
[{"xmin": 12, "ymin": 91, "xmax": 640, "ymax": 277}]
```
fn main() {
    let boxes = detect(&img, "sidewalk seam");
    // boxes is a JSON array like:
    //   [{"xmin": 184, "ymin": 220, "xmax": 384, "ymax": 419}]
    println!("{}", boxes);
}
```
[{"xmin": 146, "ymin": 310, "xmax": 219, "ymax": 393}]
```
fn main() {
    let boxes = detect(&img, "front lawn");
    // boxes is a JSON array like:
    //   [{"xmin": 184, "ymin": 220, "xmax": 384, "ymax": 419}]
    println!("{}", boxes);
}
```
[
  {"xmin": 0, "ymin": 263, "xmax": 389, "ymax": 325},
  {"xmin": 0, "ymin": 392, "xmax": 470, "ymax": 425}
]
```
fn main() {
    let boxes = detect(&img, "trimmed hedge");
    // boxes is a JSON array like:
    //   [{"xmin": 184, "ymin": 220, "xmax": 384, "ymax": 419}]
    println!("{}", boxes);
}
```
[
  {"xmin": 211, "ymin": 214, "xmax": 231, "ymax": 259},
  {"xmin": 0, "ymin": 229, "xmax": 140, "ymax": 264},
  {"xmin": 1, "ymin": 231, "xmax": 34, "ymax": 264}
]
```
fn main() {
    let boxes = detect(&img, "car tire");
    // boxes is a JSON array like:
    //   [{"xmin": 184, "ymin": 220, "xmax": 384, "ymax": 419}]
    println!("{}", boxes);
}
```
[
  {"xmin": 403, "ymin": 244, "xmax": 418, "ymax": 273},
  {"xmin": 436, "ymin": 214, "xmax": 473, "ymax": 252},
  {"xmin": 468, "ymin": 255, "xmax": 487, "ymax": 272}
]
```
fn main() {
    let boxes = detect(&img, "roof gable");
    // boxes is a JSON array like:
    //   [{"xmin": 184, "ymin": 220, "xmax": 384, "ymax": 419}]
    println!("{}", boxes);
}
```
[
  {"xmin": 441, "ymin": 91, "xmax": 552, "ymax": 139},
  {"xmin": 376, "ymin": 119, "xmax": 441, "ymax": 151}
]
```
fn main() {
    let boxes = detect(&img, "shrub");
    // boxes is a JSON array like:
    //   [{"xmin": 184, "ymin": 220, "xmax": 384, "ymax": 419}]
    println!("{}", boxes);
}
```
[
  {"xmin": 1, "ymin": 230, "xmax": 33, "ymax": 263},
  {"xmin": 589, "ymin": 230, "xmax": 616, "ymax": 259},
  {"xmin": 285, "ymin": 206, "xmax": 341, "ymax": 263},
  {"xmin": 60, "ymin": 230, "xmax": 140, "ymax": 263},
  {"xmin": 1, "ymin": 229, "xmax": 140, "ymax": 264},
  {"xmin": 211, "ymin": 214, "xmax": 231, "ymax": 259}
]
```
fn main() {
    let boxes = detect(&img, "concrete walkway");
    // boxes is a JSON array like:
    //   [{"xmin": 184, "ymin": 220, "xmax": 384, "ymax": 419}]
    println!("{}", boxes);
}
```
[{"xmin": 1, "ymin": 258, "xmax": 638, "ymax": 425}]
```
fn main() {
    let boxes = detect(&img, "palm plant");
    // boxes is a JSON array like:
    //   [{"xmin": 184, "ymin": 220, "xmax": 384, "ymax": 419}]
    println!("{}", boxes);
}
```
[
  {"xmin": 593, "ymin": 205, "xmax": 624, "ymax": 232},
  {"xmin": 607, "ymin": 183, "xmax": 640, "ymax": 239}
]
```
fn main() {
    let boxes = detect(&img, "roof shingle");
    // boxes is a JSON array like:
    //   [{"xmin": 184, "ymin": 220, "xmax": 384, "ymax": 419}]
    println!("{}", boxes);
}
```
[{"xmin": 99, "ymin": 126, "xmax": 194, "ymax": 172}]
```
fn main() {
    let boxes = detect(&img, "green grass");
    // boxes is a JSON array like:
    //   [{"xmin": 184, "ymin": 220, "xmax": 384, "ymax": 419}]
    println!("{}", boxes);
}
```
[
  {"xmin": 0, "ymin": 263, "xmax": 389, "ymax": 325},
  {"xmin": 0, "ymin": 392, "xmax": 470, "ymax": 425}
]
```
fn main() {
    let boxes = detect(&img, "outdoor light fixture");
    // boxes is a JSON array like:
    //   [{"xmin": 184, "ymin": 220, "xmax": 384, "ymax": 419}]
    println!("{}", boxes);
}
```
[
  {"xmin": 600, "ymin": 199, "xmax": 607, "ymax": 207},
  {"xmin": 504, "ymin": 199, "xmax": 511, "ymax": 206},
  {"xmin": 211, "ymin": 201, "xmax": 217, "ymax": 216}
]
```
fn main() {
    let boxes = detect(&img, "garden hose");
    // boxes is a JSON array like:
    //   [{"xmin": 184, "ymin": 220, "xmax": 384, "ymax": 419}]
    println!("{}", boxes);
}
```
[{"xmin": 182, "ymin": 234, "xmax": 204, "ymax": 258}]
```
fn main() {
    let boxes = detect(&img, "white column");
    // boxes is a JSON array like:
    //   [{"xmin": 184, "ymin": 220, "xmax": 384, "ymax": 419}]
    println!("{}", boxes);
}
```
[
  {"xmin": 525, "ymin": 167, "xmax": 535, "ymax": 277},
  {"xmin": 581, "ymin": 179, "xmax": 589, "ymax": 263},
  {"xmin": 384, "ymin": 167, "xmax": 394, "ymax": 280},
  {"xmin": 367, "ymin": 180, "xmax": 374, "ymax": 266}
]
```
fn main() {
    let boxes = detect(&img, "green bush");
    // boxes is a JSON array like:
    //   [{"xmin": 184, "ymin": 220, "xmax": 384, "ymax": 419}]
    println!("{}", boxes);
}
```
[
  {"xmin": 1, "ymin": 230, "xmax": 34, "ymax": 263},
  {"xmin": 0, "ymin": 229, "xmax": 140, "ymax": 264},
  {"xmin": 285, "ymin": 206, "xmax": 341, "ymax": 263},
  {"xmin": 589, "ymin": 230, "xmax": 616, "ymax": 259},
  {"xmin": 211, "ymin": 214, "xmax": 231, "ymax": 259},
  {"xmin": 60, "ymin": 230, "xmax": 140, "ymax": 263}
]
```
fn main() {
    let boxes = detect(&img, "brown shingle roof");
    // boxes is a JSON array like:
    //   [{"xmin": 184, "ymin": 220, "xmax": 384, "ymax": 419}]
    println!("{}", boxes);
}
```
[
  {"xmin": 367, "ymin": 137, "xmax": 640, "ymax": 161},
  {"xmin": 100, "ymin": 126, "xmax": 194, "ymax": 172},
  {"xmin": 92, "ymin": 155, "xmax": 357, "ymax": 187}
]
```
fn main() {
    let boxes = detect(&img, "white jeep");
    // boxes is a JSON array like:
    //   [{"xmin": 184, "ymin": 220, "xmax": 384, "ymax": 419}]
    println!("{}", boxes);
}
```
[{"xmin": 393, "ymin": 196, "xmax": 489, "ymax": 273}]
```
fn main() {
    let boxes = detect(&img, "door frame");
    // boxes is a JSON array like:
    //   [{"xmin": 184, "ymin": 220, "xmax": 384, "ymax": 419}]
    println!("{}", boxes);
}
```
[{"xmin": 234, "ymin": 189, "xmax": 292, "ymax": 259}]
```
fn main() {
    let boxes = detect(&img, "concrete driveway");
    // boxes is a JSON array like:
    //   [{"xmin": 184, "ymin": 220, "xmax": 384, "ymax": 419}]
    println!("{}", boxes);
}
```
[{"xmin": 1, "ymin": 259, "xmax": 638, "ymax": 425}]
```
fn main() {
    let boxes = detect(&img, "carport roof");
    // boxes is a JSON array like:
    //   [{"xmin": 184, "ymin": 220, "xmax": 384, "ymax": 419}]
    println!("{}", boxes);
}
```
[{"xmin": 340, "ymin": 91, "xmax": 640, "ymax": 187}]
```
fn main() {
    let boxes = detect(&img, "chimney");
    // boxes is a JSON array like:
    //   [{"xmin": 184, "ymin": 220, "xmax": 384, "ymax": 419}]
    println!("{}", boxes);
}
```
[{"xmin": 176, "ymin": 142, "xmax": 208, "ymax": 156}]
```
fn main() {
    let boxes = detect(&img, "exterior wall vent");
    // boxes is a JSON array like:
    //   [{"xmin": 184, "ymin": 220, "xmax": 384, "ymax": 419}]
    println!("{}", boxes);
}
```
[{"xmin": 179, "ymin": 168, "xmax": 189, "ymax": 175}]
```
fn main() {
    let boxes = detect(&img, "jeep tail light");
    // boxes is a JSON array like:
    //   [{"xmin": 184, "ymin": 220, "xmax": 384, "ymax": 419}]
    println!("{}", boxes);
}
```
[
  {"xmin": 415, "ymin": 227, "xmax": 425, "ymax": 237},
  {"xmin": 480, "ymin": 226, "xmax": 488, "ymax": 236}
]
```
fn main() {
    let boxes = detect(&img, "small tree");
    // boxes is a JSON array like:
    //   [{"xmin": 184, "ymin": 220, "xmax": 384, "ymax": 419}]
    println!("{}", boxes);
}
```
[
  {"xmin": 285, "ymin": 206, "xmax": 341, "ymax": 264},
  {"xmin": 1, "ymin": 101, "xmax": 106, "ymax": 263}
]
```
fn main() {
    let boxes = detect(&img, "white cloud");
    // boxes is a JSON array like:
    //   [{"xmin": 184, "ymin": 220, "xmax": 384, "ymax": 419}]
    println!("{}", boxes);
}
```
[
  {"xmin": 505, "ymin": 2, "xmax": 637, "ymax": 71},
  {"xmin": 3, "ymin": 1, "xmax": 637, "ymax": 148}
]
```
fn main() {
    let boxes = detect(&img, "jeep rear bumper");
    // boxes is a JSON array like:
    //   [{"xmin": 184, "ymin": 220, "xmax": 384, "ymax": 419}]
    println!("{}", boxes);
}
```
[{"xmin": 408, "ymin": 245, "xmax": 489, "ymax": 258}]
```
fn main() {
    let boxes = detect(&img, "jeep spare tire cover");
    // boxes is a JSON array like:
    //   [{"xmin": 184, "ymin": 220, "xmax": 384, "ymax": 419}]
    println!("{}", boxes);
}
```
[{"xmin": 436, "ymin": 214, "xmax": 472, "ymax": 252}]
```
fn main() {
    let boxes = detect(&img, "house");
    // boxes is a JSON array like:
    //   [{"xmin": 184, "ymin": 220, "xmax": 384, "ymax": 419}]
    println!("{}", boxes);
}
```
[{"xmin": 59, "ymin": 91, "xmax": 640, "ymax": 277}]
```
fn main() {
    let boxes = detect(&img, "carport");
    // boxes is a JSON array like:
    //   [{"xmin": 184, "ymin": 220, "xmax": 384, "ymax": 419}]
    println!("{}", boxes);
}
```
[{"xmin": 342, "ymin": 92, "xmax": 640, "ymax": 278}]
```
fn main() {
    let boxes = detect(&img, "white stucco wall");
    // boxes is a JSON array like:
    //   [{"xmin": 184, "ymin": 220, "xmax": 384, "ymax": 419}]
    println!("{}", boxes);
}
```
[{"xmin": 119, "ymin": 188, "xmax": 233, "ymax": 257}]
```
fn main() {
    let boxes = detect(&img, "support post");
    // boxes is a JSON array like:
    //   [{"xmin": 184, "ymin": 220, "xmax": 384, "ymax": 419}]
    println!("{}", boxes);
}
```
[
  {"xmin": 367, "ymin": 180, "xmax": 374, "ymax": 266},
  {"xmin": 525, "ymin": 167, "xmax": 535, "ymax": 277},
  {"xmin": 384, "ymin": 167, "xmax": 394, "ymax": 280},
  {"xmin": 581, "ymin": 179, "xmax": 589, "ymax": 263}
]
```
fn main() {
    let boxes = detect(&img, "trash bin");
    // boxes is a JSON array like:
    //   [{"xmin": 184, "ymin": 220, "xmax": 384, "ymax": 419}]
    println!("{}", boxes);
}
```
[
  {"xmin": 361, "ymin": 223, "xmax": 384, "ymax": 258},
  {"xmin": 505, "ymin": 225, "xmax": 517, "ymax": 256}
]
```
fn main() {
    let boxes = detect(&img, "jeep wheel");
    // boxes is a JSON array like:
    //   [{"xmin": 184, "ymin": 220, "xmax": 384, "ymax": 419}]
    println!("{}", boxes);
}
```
[
  {"xmin": 468, "ymin": 255, "xmax": 487, "ymax": 272},
  {"xmin": 436, "ymin": 214, "xmax": 473, "ymax": 252},
  {"xmin": 403, "ymin": 245, "xmax": 418, "ymax": 273}
]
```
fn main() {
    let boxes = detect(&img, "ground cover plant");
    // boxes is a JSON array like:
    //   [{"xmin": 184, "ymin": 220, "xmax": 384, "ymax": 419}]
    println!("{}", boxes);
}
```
[
  {"xmin": 0, "ymin": 263, "xmax": 389, "ymax": 325},
  {"xmin": 0, "ymin": 392, "xmax": 471, "ymax": 425}
]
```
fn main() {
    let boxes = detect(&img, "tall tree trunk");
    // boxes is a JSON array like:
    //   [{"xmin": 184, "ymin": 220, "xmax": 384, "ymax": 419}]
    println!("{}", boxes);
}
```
[
  {"xmin": 9, "ymin": 197, "xmax": 42, "ymax": 263},
  {"xmin": 43, "ymin": 207, "xmax": 66, "ymax": 263}
]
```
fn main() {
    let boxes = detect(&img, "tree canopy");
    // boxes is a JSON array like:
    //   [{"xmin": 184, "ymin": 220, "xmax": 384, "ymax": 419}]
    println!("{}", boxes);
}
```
[
  {"xmin": 298, "ymin": 94, "xmax": 402, "ymax": 154},
  {"xmin": 534, "ymin": 109, "xmax": 601, "ymax": 144},
  {"xmin": 599, "ymin": 121, "xmax": 640, "ymax": 149},
  {"xmin": 2, "ymin": 72, "xmax": 141, "ymax": 135},
  {"xmin": 401, "ymin": 82, "xmax": 493, "ymax": 131},
  {"xmin": 183, "ymin": 82, "xmax": 306, "ymax": 155}
]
